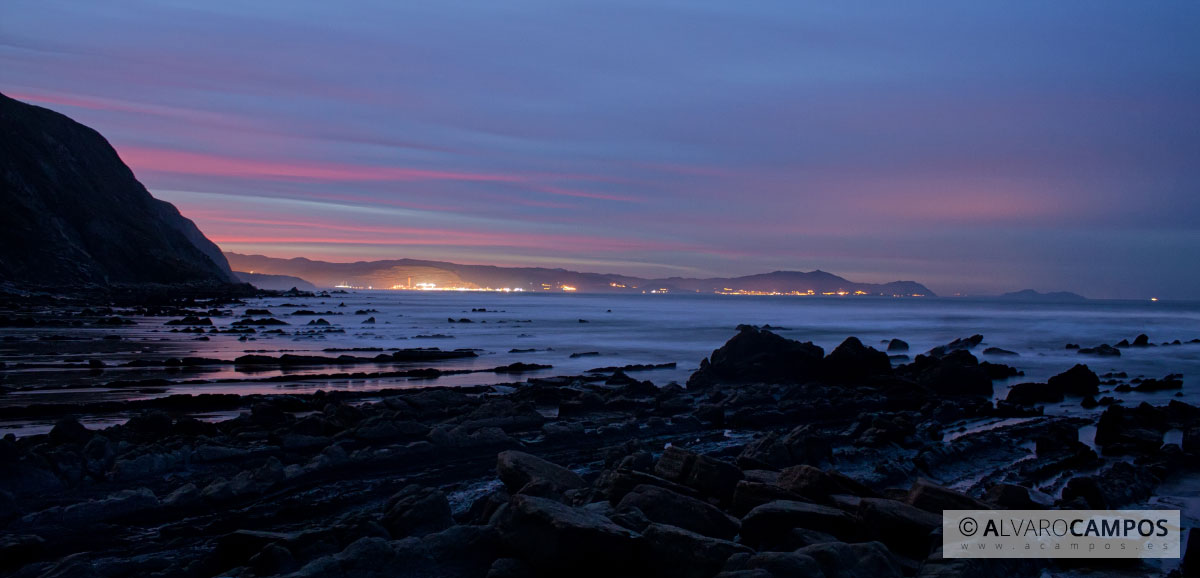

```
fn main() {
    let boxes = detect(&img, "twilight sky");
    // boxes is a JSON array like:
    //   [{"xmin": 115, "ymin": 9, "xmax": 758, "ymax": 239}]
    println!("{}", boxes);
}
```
[{"xmin": 3, "ymin": 1, "xmax": 1199, "ymax": 298}]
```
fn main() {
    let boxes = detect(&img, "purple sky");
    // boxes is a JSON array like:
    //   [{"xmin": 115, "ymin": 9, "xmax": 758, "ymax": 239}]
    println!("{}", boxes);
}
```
[{"xmin": 3, "ymin": 1, "xmax": 1199, "ymax": 298}]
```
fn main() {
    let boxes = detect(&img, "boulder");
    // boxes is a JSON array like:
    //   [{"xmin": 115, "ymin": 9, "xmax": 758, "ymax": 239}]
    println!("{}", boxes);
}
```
[
  {"xmin": 776, "ymin": 465, "xmax": 876, "ymax": 503},
  {"xmin": 721, "ymin": 551, "xmax": 824, "ymax": 577},
  {"xmin": 983, "ymin": 484, "xmax": 1054, "ymax": 510},
  {"xmin": 731, "ymin": 480, "xmax": 805, "ymax": 517},
  {"xmin": 1047, "ymin": 364, "xmax": 1099, "ymax": 396},
  {"xmin": 494, "ymin": 494, "xmax": 637, "ymax": 575},
  {"xmin": 886, "ymin": 339, "xmax": 909, "ymax": 352},
  {"xmin": 653, "ymin": 445, "xmax": 744, "ymax": 504},
  {"xmin": 740, "ymin": 500, "xmax": 856, "ymax": 546},
  {"xmin": 687, "ymin": 326, "xmax": 824, "ymax": 388},
  {"xmin": 927, "ymin": 335, "xmax": 983, "ymax": 357},
  {"xmin": 899, "ymin": 350, "xmax": 992, "ymax": 396},
  {"xmin": 617, "ymin": 484, "xmax": 740, "ymax": 540},
  {"xmin": 638, "ymin": 523, "xmax": 753, "ymax": 578},
  {"xmin": 496, "ymin": 451, "xmax": 586, "ymax": 497},
  {"xmin": 1004, "ymin": 382, "xmax": 1062, "ymax": 406},
  {"xmin": 906, "ymin": 479, "xmax": 991, "ymax": 514},
  {"xmin": 796, "ymin": 541, "xmax": 903, "ymax": 578},
  {"xmin": 823, "ymin": 337, "xmax": 892, "ymax": 382},
  {"xmin": 855, "ymin": 498, "xmax": 941, "ymax": 559},
  {"xmin": 382, "ymin": 485, "xmax": 454, "ymax": 537}
]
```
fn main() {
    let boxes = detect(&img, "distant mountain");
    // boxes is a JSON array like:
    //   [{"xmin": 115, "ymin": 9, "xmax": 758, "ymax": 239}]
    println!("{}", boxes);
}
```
[
  {"xmin": 0, "ymin": 93, "xmax": 239, "ymax": 291},
  {"xmin": 1001, "ymin": 289, "xmax": 1087, "ymax": 301},
  {"xmin": 224, "ymin": 253, "xmax": 935, "ymax": 296},
  {"xmin": 234, "ymin": 271, "xmax": 317, "ymax": 291}
]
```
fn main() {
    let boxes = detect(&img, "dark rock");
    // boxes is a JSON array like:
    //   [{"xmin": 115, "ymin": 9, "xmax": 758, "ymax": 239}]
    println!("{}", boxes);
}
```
[
  {"xmin": 639, "ymin": 523, "xmax": 753, "ymax": 578},
  {"xmin": 382, "ymin": 485, "xmax": 454, "ymax": 537},
  {"xmin": 1132, "ymin": 333, "xmax": 1151, "ymax": 347},
  {"xmin": 497, "ymin": 450, "xmax": 586, "ymax": 497},
  {"xmin": 776, "ymin": 465, "xmax": 876, "ymax": 503},
  {"xmin": 1078, "ymin": 344, "xmax": 1120, "ymax": 357},
  {"xmin": 494, "ymin": 494, "xmax": 637, "ymax": 575},
  {"xmin": 617, "ymin": 484, "xmax": 740, "ymax": 540},
  {"xmin": 823, "ymin": 337, "xmax": 892, "ymax": 382},
  {"xmin": 1047, "ymin": 364, "xmax": 1099, "ymax": 396},
  {"xmin": 906, "ymin": 479, "xmax": 991, "ymax": 514},
  {"xmin": 796, "ymin": 541, "xmax": 903, "ymax": 578},
  {"xmin": 731, "ymin": 480, "xmax": 804, "ymax": 517},
  {"xmin": 1004, "ymin": 382, "xmax": 1062, "ymax": 406},
  {"xmin": 687, "ymin": 326, "xmax": 824, "ymax": 388},
  {"xmin": 898, "ymin": 350, "xmax": 992, "ymax": 396},
  {"xmin": 855, "ymin": 497, "xmax": 941, "ymax": 559},
  {"xmin": 48, "ymin": 418, "xmax": 90, "ymax": 445},
  {"xmin": 653, "ymin": 445, "xmax": 744, "ymax": 504},
  {"xmin": 721, "ymin": 551, "xmax": 823, "ymax": 577},
  {"xmin": 982, "ymin": 347, "xmax": 1018, "ymax": 356},
  {"xmin": 927, "ymin": 335, "xmax": 983, "ymax": 357},
  {"xmin": 886, "ymin": 339, "xmax": 909, "ymax": 352},
  {"xmin": 983, "ymin": 484, "xmax": 1054, "ymax": 509},
  {"xmin": 1133, "ymin": 374, "xmax": 1184, "ymax": 392},
  {"xmin": 0, "ymin": 93, "xmax": 240, "ymax": 289},
  {"xmin": 740, "ymin": 500, "xmax": 856, "ymax": 546}
]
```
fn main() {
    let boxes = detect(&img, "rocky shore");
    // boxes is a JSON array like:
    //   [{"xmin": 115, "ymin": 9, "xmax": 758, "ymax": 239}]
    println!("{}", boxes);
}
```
[{"xmin": 1, "ymin": 323, "xmax": 1197, "ymax": 577}]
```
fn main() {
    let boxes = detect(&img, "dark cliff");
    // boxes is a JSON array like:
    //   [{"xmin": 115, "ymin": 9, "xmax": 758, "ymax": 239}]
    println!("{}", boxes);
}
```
[{"xmin": 0, "ymin": 92, "xmax": 238, "ymax": 292}]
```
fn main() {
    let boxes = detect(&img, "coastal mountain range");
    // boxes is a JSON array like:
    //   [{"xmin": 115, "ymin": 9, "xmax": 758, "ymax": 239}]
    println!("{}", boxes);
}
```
[
  {"xmin": 0, "ymin": 92, "xmax": 239, "ymax": 292},
  {"xmin": 224, "ymin": 253, "xmax": 935, "ymax": 296}
]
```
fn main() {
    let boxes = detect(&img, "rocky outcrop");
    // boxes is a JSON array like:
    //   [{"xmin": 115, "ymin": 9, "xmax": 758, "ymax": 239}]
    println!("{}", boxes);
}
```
[{"xmin": 0, "ymin": 93, "xmax": 238, "ymax": 291}]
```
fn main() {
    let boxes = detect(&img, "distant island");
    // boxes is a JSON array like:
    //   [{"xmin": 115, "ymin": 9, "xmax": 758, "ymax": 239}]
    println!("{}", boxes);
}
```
[
  {"xmin": 1001, "ymin": 289, "xmax": 1087, "ymax": 301},
  {"xmin": 226, "ymin": 253, "xmax": 935, "ymax": 296}
]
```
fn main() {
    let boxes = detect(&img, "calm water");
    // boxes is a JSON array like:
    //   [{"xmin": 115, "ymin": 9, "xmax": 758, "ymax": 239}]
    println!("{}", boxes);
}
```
[{"xmin": 2, "ymin": 292, "xmax": 1199, "ymax": 434}]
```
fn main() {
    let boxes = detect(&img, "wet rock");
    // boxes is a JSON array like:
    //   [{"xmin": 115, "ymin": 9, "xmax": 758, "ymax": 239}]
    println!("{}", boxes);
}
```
[
  {"xmin": 886, "ymin": 339, "xmax": 909, "ymax": 352},
  {"xmin": 494, "ymin": 494, "xmax": 637, "ymax": 575},
  {"xmin": 1132, "ymin": 333, "xmax": 1151, "ymax": 347},
  {"xmin": 1047, "ymin": 364, "xmax": 1099, "ymax": 396},
  {"xmin": 740, "ymin": 500, "xmax": 856, "ymax": 546},
  {"xmin": 927, "ymin": 335, "xmax": 983, "ymax": 357},
  {"xmin": 639, "ymin": 522, "xmax": 753, "ymax": 578},
  {"xmin": 1078, "ymin": 344, "xmax": 1120, "ymax": 357},
  {"xmin": 1095, "ymin": 403, "xmax": 1167, "ymax": 454},
  {"xmin": 823, "ymin": 337, "xmax": 892, "ymax": 382},
  {"xmin": 382, "ymin": 484, "xmax": 454, "ymax": 537},
  {"xmin": 1004, "ymin": 382, "xmax": 1062, "ymax": 406},
  {"xmin": 982, "ymin": 347, "xmax": 1018, "ymax": 356},
  {"xmin": 497, "ymin": 450, "xmax": 586, "ymax": 497},
  {"xmin": 617, "ymin": 484, "xmax": 740, "ymax": 540},
  {"xmin": 1133, "ymin": 374, "xmax": 1184, "ymax": 392},
  {"xmin": 687, "ymin": 326, "xmax": 824, "ymax": 388},
  {"xmin": 898, "ymin": 350, "xmax": 992, "ymax": 396},
  {"xmin": 653, "ymin": 445, "xmax": 744, "ymax": 504}
]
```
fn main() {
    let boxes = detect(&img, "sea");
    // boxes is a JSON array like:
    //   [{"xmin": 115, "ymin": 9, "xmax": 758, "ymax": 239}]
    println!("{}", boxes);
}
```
[{"xmin": 1, "ymin": 291, "xmax": 1199, "ymax": 437}]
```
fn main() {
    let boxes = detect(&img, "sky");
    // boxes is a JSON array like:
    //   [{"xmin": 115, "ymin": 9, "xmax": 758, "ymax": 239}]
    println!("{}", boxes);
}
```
[{"xmin": 3, "ymin": 1, "xmax": 1199, "ymax": 298}]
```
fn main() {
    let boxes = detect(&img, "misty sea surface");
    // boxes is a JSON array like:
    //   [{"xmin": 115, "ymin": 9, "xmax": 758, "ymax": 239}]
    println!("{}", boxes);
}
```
[{"xmin": 2, "ymin": 291, "xmax": 1199, "ymax": 436}]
